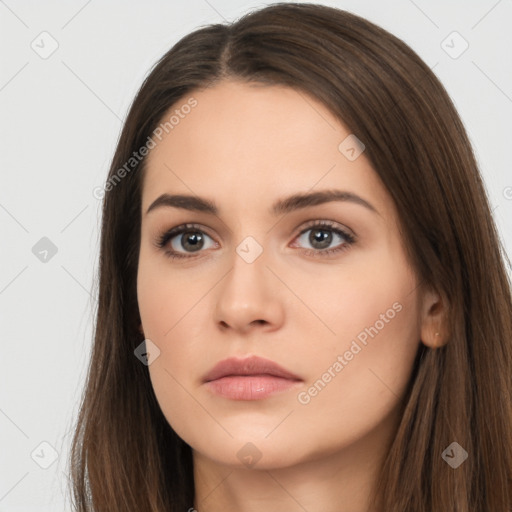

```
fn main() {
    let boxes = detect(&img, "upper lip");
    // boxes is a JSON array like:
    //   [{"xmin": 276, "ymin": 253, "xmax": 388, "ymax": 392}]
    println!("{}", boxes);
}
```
[{"xmin": 203, "ymin": 355, "xmax": 302, "ymax": 382}]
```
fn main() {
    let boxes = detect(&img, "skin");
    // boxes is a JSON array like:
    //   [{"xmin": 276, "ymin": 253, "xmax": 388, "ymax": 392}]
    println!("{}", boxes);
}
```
[{"xmin": 137, "ymin": 80, "xmax": 445, "ymax": 512}]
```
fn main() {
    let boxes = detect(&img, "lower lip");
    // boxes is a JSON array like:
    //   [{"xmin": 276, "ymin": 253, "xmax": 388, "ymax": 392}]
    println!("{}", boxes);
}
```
[{"xmin": 205, "ymin": 375, "xmax": 301, "ymax": 400}]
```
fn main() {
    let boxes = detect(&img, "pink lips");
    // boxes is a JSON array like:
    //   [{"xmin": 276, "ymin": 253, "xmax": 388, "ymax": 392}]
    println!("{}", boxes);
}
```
[{"xmin": 203, "ymin": 355, "xmax": 302, "ymax": 400}]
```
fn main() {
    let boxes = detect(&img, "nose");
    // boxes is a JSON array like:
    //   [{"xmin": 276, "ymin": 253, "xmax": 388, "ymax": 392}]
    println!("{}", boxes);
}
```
[{"xmin": 213, "ymin": 245, "xmax": 285, "ymax": 335}]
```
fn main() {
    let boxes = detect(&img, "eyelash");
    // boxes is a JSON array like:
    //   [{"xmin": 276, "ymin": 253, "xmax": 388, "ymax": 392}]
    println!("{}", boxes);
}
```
[{"xmin": 154, "ymin": 220, "xmax": 356, "ymax": 260}]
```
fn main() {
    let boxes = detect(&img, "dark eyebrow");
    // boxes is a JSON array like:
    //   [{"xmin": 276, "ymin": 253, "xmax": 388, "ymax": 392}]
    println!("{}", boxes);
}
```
[
  {"xmin": 146, "ymin": 194, "xmax": 217, "ymax": 215},
  {"xmin": 270, "ymin": 189, "xmax": 379, "ymax": 216},
  {"xmin": 145, "ymin": 189, "xmax": 379, "ymax": 216}
]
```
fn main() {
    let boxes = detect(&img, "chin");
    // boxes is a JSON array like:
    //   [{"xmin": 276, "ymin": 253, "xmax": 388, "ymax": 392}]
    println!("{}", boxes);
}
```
[{"xmin": 190, "ymin": 433, "xmax": 315, "ymax": 471}]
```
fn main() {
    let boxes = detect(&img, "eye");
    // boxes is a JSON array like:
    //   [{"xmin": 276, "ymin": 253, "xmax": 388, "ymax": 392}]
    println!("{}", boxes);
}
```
[
  {"xmin": 155, "ymin": 223, "xmax": 218, "ymax": 259},
  {"xmin": 290, "ymin": 220, "xmax": 356, "ymax": 257}
]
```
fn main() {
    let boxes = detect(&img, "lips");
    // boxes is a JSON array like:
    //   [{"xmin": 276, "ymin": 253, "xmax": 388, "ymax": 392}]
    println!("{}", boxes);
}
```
[
  {"xmin": 202, "ymin": 355, "xmax": 303, "ymax": 401},
  {"xmin": 202, "ymin": 355, "xmax": 302, "ymax": 383}
]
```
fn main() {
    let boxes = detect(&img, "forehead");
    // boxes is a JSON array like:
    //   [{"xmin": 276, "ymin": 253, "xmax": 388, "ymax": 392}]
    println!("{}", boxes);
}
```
[{"xmin": 141, "ymin": 80, "xmax": 390, "ymax": 218}]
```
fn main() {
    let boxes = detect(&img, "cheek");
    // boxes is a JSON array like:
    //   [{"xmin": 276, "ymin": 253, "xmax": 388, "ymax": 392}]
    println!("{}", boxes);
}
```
[
  {"xmin": 137, "ymin": 256, "xmax": 217, "ymax": 440},
  {"xmin": 288, "ymin": 249, "xmax": 419, "ymax": 361},
  {"xmin": 136, "ymin": 248, "xmax": 210, "ymax": 339},
  {"xmin": 292, "ymin": 258, "xmax": 421, "ymax": 439}
]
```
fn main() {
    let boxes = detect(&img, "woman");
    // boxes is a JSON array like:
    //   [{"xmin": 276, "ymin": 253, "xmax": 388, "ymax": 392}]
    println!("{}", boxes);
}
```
[{"xmin": 69, "ymin": 3, "xmax": 512, "ymax": 511}]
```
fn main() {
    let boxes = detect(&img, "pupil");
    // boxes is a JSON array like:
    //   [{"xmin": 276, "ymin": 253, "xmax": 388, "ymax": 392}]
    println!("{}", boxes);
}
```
[
  {"xmin": 183, "ymin": 231, "xmax": 203, "ymax": 251},
  {"xmin": 310, "ymin": 229, "xmax": 331, "ymax": 249}
]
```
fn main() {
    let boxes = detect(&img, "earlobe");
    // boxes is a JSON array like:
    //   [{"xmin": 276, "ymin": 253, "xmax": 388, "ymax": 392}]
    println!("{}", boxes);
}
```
[{"xmin": 424, "ymin": 330, "xmax": 445, "ymax": 349}]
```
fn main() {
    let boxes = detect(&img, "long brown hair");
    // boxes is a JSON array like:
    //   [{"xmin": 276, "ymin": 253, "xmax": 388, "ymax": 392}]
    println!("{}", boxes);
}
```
[{"xmin": 68, "ymin": 3, "xmax": 512, "ymax": 510}]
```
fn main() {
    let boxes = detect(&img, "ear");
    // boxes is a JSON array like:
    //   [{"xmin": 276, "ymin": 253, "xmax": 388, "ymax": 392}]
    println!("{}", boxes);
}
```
[{"xmin": 419, "ymin": 286, "xmax": 447, "ymax": 349}]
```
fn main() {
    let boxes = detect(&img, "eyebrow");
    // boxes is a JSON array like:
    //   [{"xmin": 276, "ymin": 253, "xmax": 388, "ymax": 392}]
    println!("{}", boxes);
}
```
[{"xmin": 145, "ymin": 189, "xmax": 379, "ymax": 217}]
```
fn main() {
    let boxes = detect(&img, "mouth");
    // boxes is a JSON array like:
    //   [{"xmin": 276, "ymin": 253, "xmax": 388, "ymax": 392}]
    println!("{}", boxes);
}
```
[{"xmin": 203, "ymin": 355, "xmax": 303, "ymax": 401}]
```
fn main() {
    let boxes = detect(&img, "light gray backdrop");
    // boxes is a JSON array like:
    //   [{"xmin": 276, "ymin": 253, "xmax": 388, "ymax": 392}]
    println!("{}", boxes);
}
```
[{"xmin": 1, "ymin": 0, "xmax": 511, "ymax": 510}]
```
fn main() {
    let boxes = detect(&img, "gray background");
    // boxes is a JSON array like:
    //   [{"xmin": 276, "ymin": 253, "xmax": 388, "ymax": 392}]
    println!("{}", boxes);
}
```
[{"xmin": 1, "ymin": 0, "xmax": 511, "ymax": 510}]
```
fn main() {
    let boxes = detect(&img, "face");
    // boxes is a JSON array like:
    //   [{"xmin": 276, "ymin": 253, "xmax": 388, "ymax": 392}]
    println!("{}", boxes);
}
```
[{"xmin": 137, "ymin": 80, "xmax": 426, "ymax": 470}]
